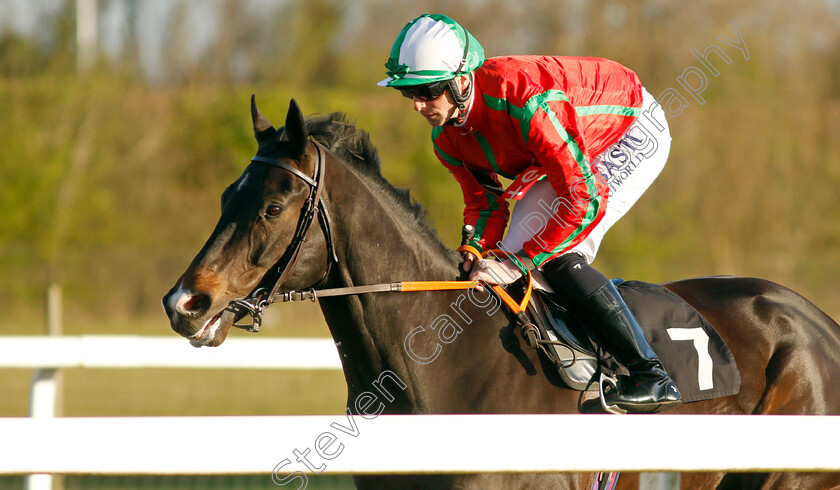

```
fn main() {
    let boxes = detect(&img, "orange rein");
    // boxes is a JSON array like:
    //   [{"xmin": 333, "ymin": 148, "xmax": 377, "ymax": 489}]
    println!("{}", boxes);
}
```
[{"xmin": 271, "ymin": 246, "xmax": 533, "ymax": 316}]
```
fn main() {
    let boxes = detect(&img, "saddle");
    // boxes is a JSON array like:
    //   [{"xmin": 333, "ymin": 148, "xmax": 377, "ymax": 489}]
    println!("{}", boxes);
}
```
[{"xmin": 514, "ymin": 273, "xmax": 741, "ymax": 404}]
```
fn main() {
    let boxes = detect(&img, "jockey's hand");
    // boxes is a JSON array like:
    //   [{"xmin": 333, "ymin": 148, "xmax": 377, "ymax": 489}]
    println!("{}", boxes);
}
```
[
  {"xmin": 467, "ymin": 257, "xmax": 522, "ymax": 291},
  {"xmin": 461, "ymin": 253, "xmax": 476, "ymax": 274}
]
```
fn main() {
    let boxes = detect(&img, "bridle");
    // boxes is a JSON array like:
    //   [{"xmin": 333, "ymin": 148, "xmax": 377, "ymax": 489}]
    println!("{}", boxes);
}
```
[{"xmin": 225, "ymin": 140, "xmax": 337, "ymax": 332}]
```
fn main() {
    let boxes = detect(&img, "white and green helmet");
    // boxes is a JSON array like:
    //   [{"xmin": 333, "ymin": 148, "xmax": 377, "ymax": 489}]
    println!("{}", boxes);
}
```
[{"xmin": 378, "ymin": 14, "xmax": 485, "ymax": 88}]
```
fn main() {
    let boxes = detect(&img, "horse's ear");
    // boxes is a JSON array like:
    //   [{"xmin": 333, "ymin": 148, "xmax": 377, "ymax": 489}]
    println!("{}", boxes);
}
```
[
  {"xmin": 250, "ymin": 94, "xmax": 276, "ymax": 143},
  {"xmin": 284, "ymin": 98, "xmax": 308, "ymax": 159}
]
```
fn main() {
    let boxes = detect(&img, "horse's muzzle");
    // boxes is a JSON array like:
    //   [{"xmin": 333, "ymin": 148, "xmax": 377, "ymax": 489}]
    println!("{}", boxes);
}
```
[{"xmin": 162, "ymin": 283, "xmax": 234, "ymax": 347}]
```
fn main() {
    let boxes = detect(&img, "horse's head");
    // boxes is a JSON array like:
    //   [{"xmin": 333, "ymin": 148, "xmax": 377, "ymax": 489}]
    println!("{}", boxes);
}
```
[{"xmin": 163, "ymin": 97, "xmax": 333, "ymax": 347}]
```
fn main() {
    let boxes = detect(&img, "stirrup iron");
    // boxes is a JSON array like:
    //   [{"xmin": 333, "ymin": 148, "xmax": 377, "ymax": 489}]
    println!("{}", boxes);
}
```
[{"xmin": 599, "ymin": 372, "xmax": 626, "ymax": 415}]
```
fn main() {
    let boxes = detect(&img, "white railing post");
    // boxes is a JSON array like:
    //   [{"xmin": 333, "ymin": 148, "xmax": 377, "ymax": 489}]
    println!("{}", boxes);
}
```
[
  {"xmin": 29, "ymin": 368, "xmax": 58, "ymax": 419},
  {"xmin": 26, "ymin": 284, "xmax": 63, "ymax": 490},
  {"xmin": 640, "ymin": 472, "xmax": 681, "ymax": 490},
  {"xmin": 26, "ymin": 368, "xmax": 58, "ymax": 490}
]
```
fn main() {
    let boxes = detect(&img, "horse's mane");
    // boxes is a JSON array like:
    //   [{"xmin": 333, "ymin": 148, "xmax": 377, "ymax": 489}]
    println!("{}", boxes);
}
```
[{"xmin": 288, "ymin": 112, "xmax": 452, "ymax": 255}]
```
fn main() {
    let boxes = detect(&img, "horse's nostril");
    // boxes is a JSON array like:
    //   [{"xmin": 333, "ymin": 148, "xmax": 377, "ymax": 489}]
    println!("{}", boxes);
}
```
[{"xmin": 176, "ymin": 292, "xmax": 212, "ymax": 317}]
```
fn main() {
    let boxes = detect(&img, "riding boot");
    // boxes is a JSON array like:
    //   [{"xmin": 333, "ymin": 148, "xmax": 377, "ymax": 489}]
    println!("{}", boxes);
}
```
[{"xmin": 581, "ymin": 281, "xmax": 682, "ymax": 413}]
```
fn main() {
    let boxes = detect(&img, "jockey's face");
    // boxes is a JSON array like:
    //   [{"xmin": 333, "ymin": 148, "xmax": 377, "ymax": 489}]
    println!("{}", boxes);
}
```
[{"xmin": 407, "ymin": 76, "xmax": 470, "ymax": 127}]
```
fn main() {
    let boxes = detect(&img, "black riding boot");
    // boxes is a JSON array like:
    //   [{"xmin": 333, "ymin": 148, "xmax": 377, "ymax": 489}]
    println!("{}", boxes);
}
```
[
  {"xmin": 582, "ymin": 281, "xmax": 682, "ymax": 413},
  {"xmin": 541, "ymin": 253, "xmax": 681, "ymax": 413}
]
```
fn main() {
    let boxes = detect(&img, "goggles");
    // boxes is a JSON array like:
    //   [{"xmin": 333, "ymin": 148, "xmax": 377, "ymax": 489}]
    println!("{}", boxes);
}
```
[{"xmin": 398, "ymin": 80, "xmax": 450, "ymax": 101}]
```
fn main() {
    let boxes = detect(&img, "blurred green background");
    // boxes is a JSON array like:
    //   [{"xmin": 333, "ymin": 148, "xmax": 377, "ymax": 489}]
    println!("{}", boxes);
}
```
[{"xmin": 1, "ymin": 0, "xmax": 840, "ymax": 487}]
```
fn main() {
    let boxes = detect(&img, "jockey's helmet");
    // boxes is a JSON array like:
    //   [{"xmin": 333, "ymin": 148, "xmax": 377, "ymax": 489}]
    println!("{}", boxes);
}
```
[{"xmin": 378, "ymin": 14, "xmax": 485, "ymax": 89}]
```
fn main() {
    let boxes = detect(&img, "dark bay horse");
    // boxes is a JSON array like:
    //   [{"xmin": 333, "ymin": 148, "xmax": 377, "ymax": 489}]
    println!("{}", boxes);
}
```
[{"xmin": 163, "ymin": 97, "xmax": 840, "ymax": 489}]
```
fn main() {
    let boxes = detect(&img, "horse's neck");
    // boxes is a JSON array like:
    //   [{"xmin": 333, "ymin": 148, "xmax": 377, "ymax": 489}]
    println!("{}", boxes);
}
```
[
  {"xmin": 320, "ymin": 158, "xmax": 458, "ymax": 410},
  {"xmin": 330, "ymin": 167, "xmax": 456, "ymax": 285},
  {"xmin": 318, "ymin": 156, "xmax": 579, "ymax": 415}
]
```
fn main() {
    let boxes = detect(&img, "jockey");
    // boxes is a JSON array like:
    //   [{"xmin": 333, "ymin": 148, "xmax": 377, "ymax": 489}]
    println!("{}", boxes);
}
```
[{"xmin": 378, "ymin": 14, "xmax": 681, "ymax": 413}]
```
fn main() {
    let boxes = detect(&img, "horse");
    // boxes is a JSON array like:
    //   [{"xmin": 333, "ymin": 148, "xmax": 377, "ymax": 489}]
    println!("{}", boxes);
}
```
[{"xmin": 163, "ymin": 97, "xmax": 840, "ymax": 489}]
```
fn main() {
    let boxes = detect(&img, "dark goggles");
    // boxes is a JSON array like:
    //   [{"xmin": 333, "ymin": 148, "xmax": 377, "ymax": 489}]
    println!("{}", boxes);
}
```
[{"xmin": 398, "ymin": 80, "xmax": 450, "ymax": 101}]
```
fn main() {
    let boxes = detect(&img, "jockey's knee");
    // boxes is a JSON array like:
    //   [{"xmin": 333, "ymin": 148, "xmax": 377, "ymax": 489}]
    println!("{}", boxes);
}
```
[{"xmin": 541, "ymin": 253, "xmax": 609, "ymax": 302}]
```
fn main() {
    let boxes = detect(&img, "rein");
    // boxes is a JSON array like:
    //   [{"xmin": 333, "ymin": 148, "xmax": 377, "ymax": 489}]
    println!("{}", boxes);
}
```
[
  {"xmin": 268, "ymin": 244, "xmax": 535, "ymax": 325},
  {"xmin": 270, "ymin": 277, "xmax": 514, "ymax": 302}
]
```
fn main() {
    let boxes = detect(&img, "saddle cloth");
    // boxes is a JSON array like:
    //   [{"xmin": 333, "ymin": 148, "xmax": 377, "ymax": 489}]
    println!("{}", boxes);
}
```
[{"xmin": 525, "ymin": 276, "xmax": 741, "ymax": 404}]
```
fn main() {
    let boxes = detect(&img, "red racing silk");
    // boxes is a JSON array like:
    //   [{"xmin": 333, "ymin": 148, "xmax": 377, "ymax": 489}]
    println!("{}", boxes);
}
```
[{"xmin": 432, "ymin": 55, "xmax": 643, "ymax": 268}]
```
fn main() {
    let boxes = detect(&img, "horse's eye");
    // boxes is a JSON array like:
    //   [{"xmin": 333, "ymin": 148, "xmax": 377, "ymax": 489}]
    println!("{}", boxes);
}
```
[{"xmin": 265, "ymin": 205, "xmax": 283, "ymax": 218}]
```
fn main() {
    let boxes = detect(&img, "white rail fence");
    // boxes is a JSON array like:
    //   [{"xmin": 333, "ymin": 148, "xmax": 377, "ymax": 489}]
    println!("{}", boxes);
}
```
[
  {"xmin": 2, "ymin": 335, "xmax": 342, "ymax": 419},
  {"xmin": 1, "ymin": 335, "xmax": 342, "ymax": 370},
  {"xmin": 2, "ymin": 414, "xmax": 840, "ymax": 475},
  {"xmin": 2, "ymin": 336, "xmax": 840, "ymax": 486},
  {"xmin": 0, "ymin": 335, "xmax": 341, "ymax": 490}
]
